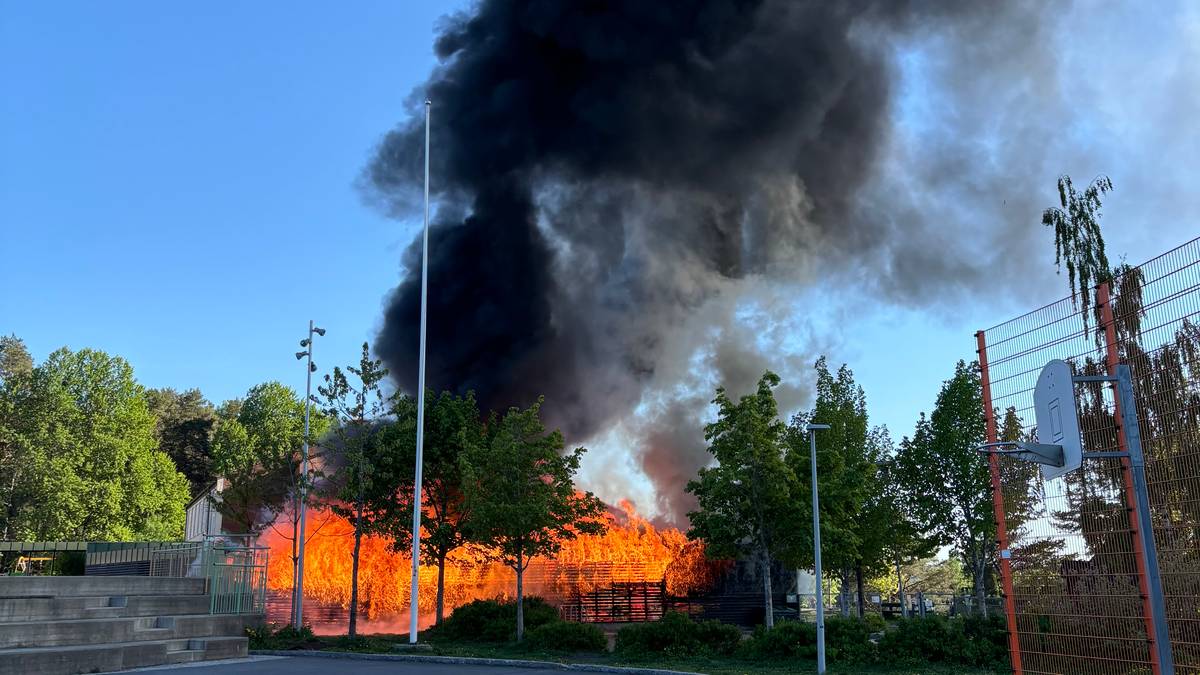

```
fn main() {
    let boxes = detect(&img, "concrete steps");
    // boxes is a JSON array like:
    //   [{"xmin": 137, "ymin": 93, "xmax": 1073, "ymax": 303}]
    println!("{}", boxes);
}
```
[
  {"xmin": 0, "ymin": 613, "xmax": 251, "ymax": 648},
  {"xmin": 0, "ymin": 637, "xmax": 248, "ymax": 674},
  {"xmin": 0, "ymin": 592, "xmax": 211, "ymax": 622},
  {"xmin": 0, "ymin": 576, "xmax": 258, "ymax": 674}
]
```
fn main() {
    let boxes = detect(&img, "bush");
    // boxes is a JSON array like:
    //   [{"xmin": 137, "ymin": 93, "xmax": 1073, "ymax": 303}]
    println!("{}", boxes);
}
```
[
  {"xmin": 431, "ymin": 597, "xmax": 559, "ymax": 643},
  {"xmin": 861, "ymin": 612, "xmax": 887, "ymax": 632},
  {"xmin": 741, "ymin": 620, "xmax": 817, "ymax": 659},
  {"xmin": 824, "ymin": 616, "xmax": 876, "ymax": 663},
  {"xmin": 959, "ymin": 613, "xmax": 1009, "ymax": 667},
  {"xmin": 246, "ymin": 623, "xmax": 317, "ymax": 650},
  {"xmin": 876, "ymin": 614, "xmax": 1007, "ymax": 669},
  {"xmin": 615, "ymin": 611, "xmax": 741, "ymax": 658},
  {"xmin": 523, "ymin": 620, "xmax": 607, "ymax": 652},
  {"xmin": 878, "ymin": 615, "xmax": 962, "ymax": 664}
]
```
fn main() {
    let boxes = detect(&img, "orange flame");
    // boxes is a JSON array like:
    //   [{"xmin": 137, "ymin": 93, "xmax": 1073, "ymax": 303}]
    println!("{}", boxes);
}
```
[{"xmin": 261, "ymin": 498, "xmax": 722, "ymax": 632}]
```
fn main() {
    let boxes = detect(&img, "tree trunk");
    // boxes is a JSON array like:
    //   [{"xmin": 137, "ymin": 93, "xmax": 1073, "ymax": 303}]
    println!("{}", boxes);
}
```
[
  {"xmin": 855, "ymin": 564, "xmax": 866, "ymax": 619},
  {"xmin": 839, "ymin": 568, "xmax": 851, "ymax": 618},
  {"xmin": 515, "ymin": 549, "xmax": 525, "ymax": 642},
  {"xmin": 761, "ymin": 548, "xmax": 774, "ymax": 629},
  {"xmin": 348, "ymin": 526, "xmax": 360, "ymax": 634},
  {"xmin": 349, "ymin": 506, "xmax": 363, "ymax": 639},
  {"xmin": 436, "ymin": 554, "xmax": 447, "ymax": 625},
  {"xmin": 973, "ymin": 551, "xmax": 988, "ymax": 618}
]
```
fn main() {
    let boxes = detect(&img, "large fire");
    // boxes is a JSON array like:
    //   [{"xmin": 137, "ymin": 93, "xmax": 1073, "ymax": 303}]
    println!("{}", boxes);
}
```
[{"xmin": 261, "ymin": 499, "xmax": 724, "ymax": 633}]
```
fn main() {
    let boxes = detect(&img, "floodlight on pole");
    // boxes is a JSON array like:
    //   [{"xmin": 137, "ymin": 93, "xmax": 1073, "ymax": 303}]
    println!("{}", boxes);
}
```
[
  {"xmin": 292, "ymin": 320, "xmax": 324, "ymax": 629},
  {"xmin": 806, "ymin": 423, "xmax": 830, "ymax": 675},
  {"xmin": 408, "ymin": 99, "xmax": 432, "ymax": 644}
]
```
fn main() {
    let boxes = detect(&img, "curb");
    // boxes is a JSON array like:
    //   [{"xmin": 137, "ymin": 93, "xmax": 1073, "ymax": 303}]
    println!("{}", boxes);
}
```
[{"xmin": 249, "ymin": 650, "xmax": 703, "ymax": 674}]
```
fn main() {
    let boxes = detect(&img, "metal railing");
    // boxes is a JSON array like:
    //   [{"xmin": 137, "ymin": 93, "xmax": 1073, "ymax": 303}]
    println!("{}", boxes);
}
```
[
  {"xmin": 145, "ymin": 535, "xmax": 267, "ymax": 616},
  {"xmin": 207, "ymin": 541, "xmax": 268, "ymax": 615},
  {"xmin": 148, "ymin": 544, "xmax": 205, "ymax": 578}
]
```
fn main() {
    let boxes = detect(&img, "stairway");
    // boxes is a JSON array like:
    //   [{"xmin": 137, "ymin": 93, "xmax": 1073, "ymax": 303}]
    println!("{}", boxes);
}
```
[{"xmin": 0, "ymin": 576, "xmax": 261, "ymax": 674}]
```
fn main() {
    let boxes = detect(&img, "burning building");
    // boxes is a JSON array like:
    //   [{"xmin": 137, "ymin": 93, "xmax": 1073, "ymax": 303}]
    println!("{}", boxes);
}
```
[{"xmin": 261, "ymin": 500, "xmax": 734, "ymax": 633}]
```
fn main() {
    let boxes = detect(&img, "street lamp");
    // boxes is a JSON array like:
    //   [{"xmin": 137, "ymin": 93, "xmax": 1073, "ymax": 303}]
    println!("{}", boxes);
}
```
[
  {"xmin": 293, "ymin": 320, "xmax": 324, "ymax": 628},
  {"xmin": 807, "ymin": 423, "xmax": 830, "ymax": 675}
]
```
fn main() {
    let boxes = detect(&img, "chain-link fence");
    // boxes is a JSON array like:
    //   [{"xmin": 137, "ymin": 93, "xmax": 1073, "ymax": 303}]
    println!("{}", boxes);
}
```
[{"xmin": 979, "ymin": 236, "xmax": 1200, "ymax": 674}]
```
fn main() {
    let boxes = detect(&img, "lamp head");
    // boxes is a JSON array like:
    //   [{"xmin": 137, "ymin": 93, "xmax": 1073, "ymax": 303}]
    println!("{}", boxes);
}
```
[
  {"xmin": 313, "ymin": 327, "xmax": 326, "ymax": 337},
  {"xmin": 295, "ymin": 351, "xmax": 308, "ymax": 360},
  {"xmin": 309, "ymin": 362, "xmax": 317, "ymax": 373},
  {"xmin": 806, "ymin": 423, "xmax": 831, "ymax": 431},
  {"xmin": 299, "ymin": 338, "xmax": 310, "ymax": 347}
]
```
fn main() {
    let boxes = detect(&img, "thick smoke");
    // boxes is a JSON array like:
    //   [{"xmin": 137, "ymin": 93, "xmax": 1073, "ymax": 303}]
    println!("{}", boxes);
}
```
[{"xmin": 365, "ymin": 0, "xmax": 1056, "ymax": 525}]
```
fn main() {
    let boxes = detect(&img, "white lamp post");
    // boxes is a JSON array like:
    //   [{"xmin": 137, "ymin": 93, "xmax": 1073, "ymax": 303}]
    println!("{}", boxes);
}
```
[
  {"xmin": 807, "ymin": 423, "xmax": 830, "ymax": 675},
  {"xmin": 408, "ymin": 99, "xmax": 432, "ymax": 644}
]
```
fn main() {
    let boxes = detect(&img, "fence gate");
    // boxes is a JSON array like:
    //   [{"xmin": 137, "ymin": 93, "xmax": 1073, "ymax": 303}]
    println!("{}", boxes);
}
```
[{"xmin": 978, "ymin": 237, "xmax": 1200, "ymax": 675}]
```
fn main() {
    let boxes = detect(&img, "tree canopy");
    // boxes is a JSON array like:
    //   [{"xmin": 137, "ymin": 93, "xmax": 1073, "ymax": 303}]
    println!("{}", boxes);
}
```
[
  {"xmin": 894, "ymin": 360, "xmax": 993, "ymax": 614},
  {"xmin": 687, "ymin": 371, "xmax": 799, "ymax": 628},
  {"xmin": 314, "ymin": 342, "xmax": 391, "ymax": 638},
  {"xmin": 1043, "ymin": 174, "xmax": 1114, "ymax": 331},
  {"xmin": 145, "ymin": 387, "xmax": 217, "ymax": 498},
  {"xmin": 0, "ymin": 346, "xmax": 189, "ymax": 541},
  {"xmin": 461, "ymin": 398, "xmax": 605, "ymax": 640},
  {"xmin": 376, "ymin": 389, "xmax": 485, "ymax": 625},
  {"xmin": 210, "ymin": 381, "xmax": 328, "ymax": 534}
]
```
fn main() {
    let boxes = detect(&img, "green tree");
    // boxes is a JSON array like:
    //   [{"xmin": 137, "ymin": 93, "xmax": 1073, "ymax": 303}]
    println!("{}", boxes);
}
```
[
  {"xmin": 687, "ymin": 371, "xmax": 800, "ymax": 629},
  {"xmin": 314, "ymin": 342, "xmax": 391, "ymax": 639},
  {"xmin": 870, "ymin": 557, "xmax": 970, "ymax": 597},
  {"xmin": 895, "ymin": 360, "xmax": 993, "ymax": 615},
  {"xmin": 786, "ymin": 358, "xmax": 874, "ymax": 618},
  {"xmin": 0, "ymin": 335, "xmax": 33, "ymax": 382},
  {"xmin": 1043, "ymin": 174, "xmax": 1114, "ymax": 332},
  {"xmin": 0, "ymin": 335, "xmax": 33, "ymax": 540},
  {"xmin": 854, "ymin": 427, "xmax": 938, "ymax": 617},
  {"xmin": 146, "ymin": 388, "xmax": 217, "ymax": 498},
  {"xmin": 377, "ymin": 389, "xmax": 485, "ymax": 625},
  {"xmin": 210, "ymin": 381, "xmax": 328, "ymax": 616},
  {"xmin": 460, "ymin": 398, "xmax": 605, "ymax": 640},
  {"xmin": 0, "ymin": 347, "xmax": 188, "ymax": 541}
]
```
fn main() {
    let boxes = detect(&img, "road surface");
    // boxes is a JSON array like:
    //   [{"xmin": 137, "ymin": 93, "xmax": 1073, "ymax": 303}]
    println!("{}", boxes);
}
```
[{"xmin": 112, "ymin": 655, "xmax": 571, "ymax": 674}]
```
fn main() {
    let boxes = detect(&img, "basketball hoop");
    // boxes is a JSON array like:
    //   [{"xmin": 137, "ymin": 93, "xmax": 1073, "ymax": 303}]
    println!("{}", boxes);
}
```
[{"xmin": 975, "ymin": 359, "xmax": 1081, "ymax": 479}]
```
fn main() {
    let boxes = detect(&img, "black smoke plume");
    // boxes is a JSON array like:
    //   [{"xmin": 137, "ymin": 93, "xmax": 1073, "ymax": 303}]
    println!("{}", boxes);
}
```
[{"xmin": 366, "ymin": 0, "xmax": 1053, "ymax": 524}]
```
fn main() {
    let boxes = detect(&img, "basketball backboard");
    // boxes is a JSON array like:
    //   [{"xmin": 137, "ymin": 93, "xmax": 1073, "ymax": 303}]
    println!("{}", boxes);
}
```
[{"xmin": 1034, "ymin": 359, "xmax": 1083, "ymax": 479}]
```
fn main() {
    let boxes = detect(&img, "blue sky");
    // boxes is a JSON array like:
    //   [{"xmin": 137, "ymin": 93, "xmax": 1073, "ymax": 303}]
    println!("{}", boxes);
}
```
[
  {"xmin": 3, "ymin": 2, "xmax": 1198, "ymax": 515},
  {"xmin": 1, "ymin": 1, "xmax": 463, "ymax": 403}
]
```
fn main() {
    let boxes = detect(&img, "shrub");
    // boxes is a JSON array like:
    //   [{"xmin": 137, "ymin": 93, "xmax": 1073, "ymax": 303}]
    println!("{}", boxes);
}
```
[
  {"xmin": 878, "ymin": 615, "xmax": 963, "ymax": 664},
  {"xmin": 432, "ymin": 597, "xmax": 560, "ymax": 643},
  {"xmin": 246, "ymin": 623, "xmax": 317, "ymax": 650},
  {"xmin": 615, "ymin": 611, "xmax": 741, "ymax": 658},
  {"xmin": 959, "ymin": 613, "xmax": 1009, "ymax": 667},
  {"xmin": 861, "ymin": 612, "xmax": 887, "ymax": 632},
  {"xmin": 741, "ymin": 620, "xmax": 817, "ymax": 659},
  {"xmin": 824, "ymin": 616, "xmax": 876, "ymax": 663},
  {"xmin": 523, "ymin": 620, "xmax": 607, "ymax": 652},
  {"xmin": 876, "ymin": 614, "xmax": 1008, "ymax": 668}
]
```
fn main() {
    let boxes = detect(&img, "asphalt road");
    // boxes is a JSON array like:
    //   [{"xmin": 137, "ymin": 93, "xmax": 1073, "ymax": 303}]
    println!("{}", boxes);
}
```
[{"xmin": 114, "ymin": 655, "xmax": 569, "ymax": 674}]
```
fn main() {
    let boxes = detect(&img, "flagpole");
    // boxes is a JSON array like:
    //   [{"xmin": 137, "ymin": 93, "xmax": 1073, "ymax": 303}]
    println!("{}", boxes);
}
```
[{"xmin": 408, "ymin": 99, "xmax": 431, "ymax": 644}]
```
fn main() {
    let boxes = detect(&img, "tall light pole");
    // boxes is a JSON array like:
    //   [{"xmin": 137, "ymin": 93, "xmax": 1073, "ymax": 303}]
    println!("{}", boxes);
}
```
[
  {"xmin": 408, "ymin": 99, "xmax": 432, "ymax": 644},
  {"xmin": 807, "ymin": 423, "xmax": 830, "ymax": 675},
  {"xmin": 293, "ymin": 320, "xmax": 324, "ymax": 628}
]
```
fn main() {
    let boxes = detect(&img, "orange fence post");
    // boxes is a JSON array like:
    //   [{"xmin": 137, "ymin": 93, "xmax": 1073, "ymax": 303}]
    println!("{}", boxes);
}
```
[
  {"xmin": 977, "ymin": 329, "xmax": 1023, "ymax": 675},
  {"xmin": 1097, "ymin": 281, "xmax": 1165, "ymax": 675}
]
